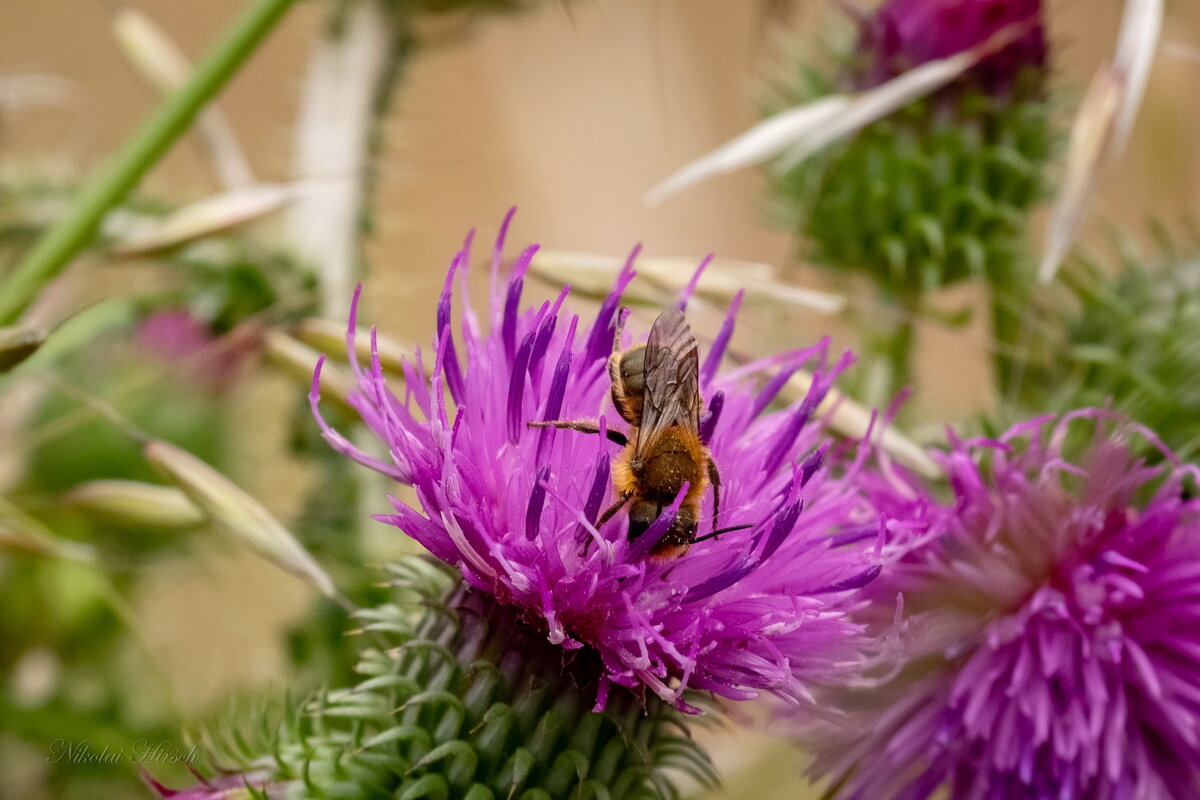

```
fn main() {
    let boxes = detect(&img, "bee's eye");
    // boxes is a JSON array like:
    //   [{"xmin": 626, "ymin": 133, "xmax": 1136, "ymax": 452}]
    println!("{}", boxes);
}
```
[
  {"xmin": 620, "ymin": 349, "xmax": 645, "ymax": 389},
  {"xmin": 627, "ymin": 500, "xmax": 657, "ymax": 541}
]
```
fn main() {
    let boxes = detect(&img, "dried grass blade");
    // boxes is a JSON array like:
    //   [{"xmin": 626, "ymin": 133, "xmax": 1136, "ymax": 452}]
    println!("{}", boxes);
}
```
[
  {"xmin": 531, "ymin": 250, "xmax": 844, "ymax": 313},
  {"xmin": 112, "ymin": 183, "xmax": 295, "ymax": 256},
  {"xmin": 646, "ymin": 18, "xmax": 1038, "ymax": 204},
  {"xmin": 112, "ymin": 7, "xmax": 254, "ymax": 188}
]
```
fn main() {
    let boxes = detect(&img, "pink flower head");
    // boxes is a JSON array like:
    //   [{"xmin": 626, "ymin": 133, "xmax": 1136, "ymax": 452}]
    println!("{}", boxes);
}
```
[
  {"xmin": 142, "ymin": 768, "xmax": 288, "ymax": 799},
  {"xmin": 810, "ymin": 411, "xmax": 1200, "ymax": 799},
  {"xmin": 135, "ymin": 309, "xmax": 253, "ymax": 392},
  {"xmin": 312, "ymin": 212, "xmax": 880, "ymax": 712},
  {"xmin": 857, "ymin": 0, "xmax": 1046, "ymax": 91}
]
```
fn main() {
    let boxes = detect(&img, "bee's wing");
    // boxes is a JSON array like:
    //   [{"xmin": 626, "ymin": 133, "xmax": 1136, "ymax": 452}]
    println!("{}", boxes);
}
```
[{"xmin": 636, "ymin": 309, "xmax": 700, "ymax": 457}]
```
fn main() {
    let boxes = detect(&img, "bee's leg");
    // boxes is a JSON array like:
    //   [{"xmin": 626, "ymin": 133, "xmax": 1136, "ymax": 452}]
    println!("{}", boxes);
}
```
[
  {"xmin": 707, "ymin": 459, "xmax": 722, "ymax": 531},
  {"xmin": 607, "ymin": 310, "xmax": 629, "ymax": 406},
  {"xmin": 607, "ymin": 353, "xmax": 622, "ymax": 404},
  {"xmin": 528, "ymin": 420, "xmax": 628, "ymax": 446},
  {"xmin": 595, "ymin": 493, "xmax": 632, "ymax": 528}
]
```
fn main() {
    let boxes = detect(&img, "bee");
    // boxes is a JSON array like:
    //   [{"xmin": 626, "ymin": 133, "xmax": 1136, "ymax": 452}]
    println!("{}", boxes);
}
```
[{"xmin": 531, "ymin": 308, "xmax": 746, "ymax": 559}]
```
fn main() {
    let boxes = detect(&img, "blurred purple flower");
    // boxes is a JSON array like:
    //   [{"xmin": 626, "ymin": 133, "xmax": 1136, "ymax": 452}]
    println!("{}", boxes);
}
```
[
  {"xmin": 312, "ymin": 212, "xmax": 880, "ymax": 712},
  {"xmin": 136, "ymin": 310, "xmax": 253, "ymax": 392},
  {"xmin": 809, "ymin": 411, "xmax": 1200, "ymax": 799},
  {"xmin": 856, "ymin": 0, "xmax": 1046, "ymax": 91}
]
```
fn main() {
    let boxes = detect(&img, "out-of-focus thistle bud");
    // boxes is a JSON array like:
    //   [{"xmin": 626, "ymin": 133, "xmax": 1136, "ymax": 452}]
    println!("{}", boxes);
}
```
[
  {"xmin": 855, "ymin": 0, "xmax": 1046, "ymax": 93},
  {"xmin": 62, "ymin": 479, "xmax": 206, "ymax": 529},
  {"xmin": 143, "ymin": 440, "xmax": 337, "ymax": 599},
  {"xmin": 770, "ymin": 0, "xmax": 1051, "ymax": 295},
  {"xmin": 760, "ymin": 0, "xmax": 1054, "ymax": 402},
  {"xmin": 0, "ymin": 324, "xmax": 44, "ymax": 372}
]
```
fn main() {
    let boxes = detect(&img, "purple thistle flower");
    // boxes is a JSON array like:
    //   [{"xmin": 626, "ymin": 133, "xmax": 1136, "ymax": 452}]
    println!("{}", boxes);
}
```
[
  {"xmin": 808, "ymin": 410, "xmax": 1200, "ymax": 800},
  {"xmin": 856, "ymin": 0, "xmax": 1046, "ymax": 92},
  {"xmin": 312, "ymin": 212, "xmax": 880, "ymax": 712},
  {"xmin": 141, "ymin": 768, "xmax": 288, "ymax": 799}
]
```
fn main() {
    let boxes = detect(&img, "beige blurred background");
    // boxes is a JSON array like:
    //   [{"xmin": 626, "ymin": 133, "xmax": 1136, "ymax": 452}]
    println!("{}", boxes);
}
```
[{"xmin": 3, "ymin": 0, "xmax": 1200, "ymax": 797}]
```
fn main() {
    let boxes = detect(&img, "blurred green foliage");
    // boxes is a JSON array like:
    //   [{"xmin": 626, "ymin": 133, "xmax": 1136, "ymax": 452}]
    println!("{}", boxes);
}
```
[{"xmin": 1014, "ymin": 227, "xmax": 1200, "ymax": 461}]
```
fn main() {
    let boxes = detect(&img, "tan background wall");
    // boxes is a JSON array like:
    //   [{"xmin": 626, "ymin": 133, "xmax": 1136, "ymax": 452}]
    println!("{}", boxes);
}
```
[{"xmin": 4, "ymin": 1, "xmax": 1200, "ymax": 797}]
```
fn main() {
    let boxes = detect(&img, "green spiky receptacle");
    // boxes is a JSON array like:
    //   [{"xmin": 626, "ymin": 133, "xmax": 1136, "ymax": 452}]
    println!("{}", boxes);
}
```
[
  {"xmin": 232, "ymin": 558, "xmax": 714, "ymax": 800},
  {"xmin": 1021, "ymin": 236, "xmax": 1200, "ymax": 461},
  {"xmin": 772, "ymin": 80, "xmax": 1051, "ymax": 296}
]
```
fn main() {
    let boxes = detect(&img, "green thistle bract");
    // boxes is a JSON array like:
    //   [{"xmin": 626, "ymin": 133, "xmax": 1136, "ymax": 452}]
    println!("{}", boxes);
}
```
[
  {"xmin": 767, "ymin": 0, "xmax": 1052, "ymax": 295},
  {"xmin": 1022, "ymin": 233, "xmax": 1200, "ymax": 460},
  {"xmin": 764, "ymin": 0, "xmax": 1054, "ymax": 398},
  {"xmin": 772, "ymin": 83, "xmax": 1051, "ymax": 295}
]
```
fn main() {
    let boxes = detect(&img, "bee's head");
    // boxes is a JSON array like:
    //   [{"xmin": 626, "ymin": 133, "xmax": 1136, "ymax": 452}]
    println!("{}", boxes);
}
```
[{"xmin": 627, "ymin": 499, "xmax": 656, "ymax": 542}]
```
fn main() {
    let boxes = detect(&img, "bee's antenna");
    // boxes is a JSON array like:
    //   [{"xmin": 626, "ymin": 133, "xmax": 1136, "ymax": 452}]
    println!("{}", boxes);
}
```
[{"xmin": 692, "ymin": 523, "xmax": 754, "ymax": 545}]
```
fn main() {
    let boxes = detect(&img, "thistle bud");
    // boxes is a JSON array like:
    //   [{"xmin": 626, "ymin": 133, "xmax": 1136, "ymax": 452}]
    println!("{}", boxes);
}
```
[
  {"xmin": 762, "ymin": 0, "xmax": 1053, "ymax": 398},
  {"xmin": 1024, "ymin": 240, "xmax": 1200, "ymax": 461},
  {"xmin": 771, "ymin": 0, "xmax": 1051, "ymax": 295},
  {"xmin": 856, "ymin": 0, "xmax": 1046, "ymax": 93}
]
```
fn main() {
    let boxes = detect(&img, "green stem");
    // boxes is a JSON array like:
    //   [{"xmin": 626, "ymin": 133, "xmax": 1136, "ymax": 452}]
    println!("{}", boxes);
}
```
[
  {"xmin": 990, "ymin": 264, "xmax": 1037, "ymax": 405},
  {"xmin": 861, "ymin": 289, "xmax": 920, "ymax": 410},
  {"xmin": 0, "ymin": 0, "xmax": 298, "ymax": 325}
]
